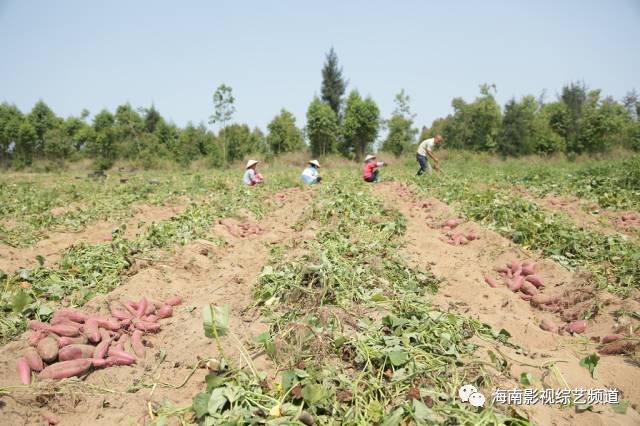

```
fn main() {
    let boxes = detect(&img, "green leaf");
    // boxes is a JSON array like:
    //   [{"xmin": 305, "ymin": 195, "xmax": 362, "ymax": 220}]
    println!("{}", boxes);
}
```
[
  {"xmin": 579, "ymin": 353, "xmax": 600, "ymax": 379},
  {"xmin": 202, "ymin": 304, "xmax": 229, "ymax": 338},
  {"xmin": 301, "ymin": 384, "xmax": 326, "ymax": 404},
  {"xmin": 381, "ymin": 407, "xmax": 404, "ymax": 426},
  {"xmin": 281, "ymin": 370, "xmax": 296, "ymax": 391},
  {"xmin": 207, "ymin": 387, "xmax": 227, "ymax": 415},
  {"xmin": 611, "ymin": 401, "xmax": 629, "ymax": 414},
  {"xmin": 35, "ymin": 255, "xmax": 45, "ymax": 266},
  {"xmin": 37, "ymin": 304, "xmax": 54, "ymax": 319},
  {"xmin": 11, "ymin": 289, "xmax": 32, "ymax": 313},
  {"xmin": 192, "ymin": 392, "xmax": 210, "ymax": 418},
  {"xmin": 388, "ymin": 350, "xmax": 408, "ymax": 366},
  {"xmin": 519, "ymin": 372, "xmax": 533, "ymax": 386}
]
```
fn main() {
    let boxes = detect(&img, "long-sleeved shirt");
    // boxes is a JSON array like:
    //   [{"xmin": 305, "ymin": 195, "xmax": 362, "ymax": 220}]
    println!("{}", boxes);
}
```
[{"xmin": 301, "ymin": 166, "xmax": 319, "ymax": 184}]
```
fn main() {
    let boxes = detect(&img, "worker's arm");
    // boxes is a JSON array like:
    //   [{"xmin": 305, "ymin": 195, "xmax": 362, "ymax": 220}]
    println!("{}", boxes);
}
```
[{"xmin": 426, "ymin": 150, "xmax": 439, "ymax": 163}]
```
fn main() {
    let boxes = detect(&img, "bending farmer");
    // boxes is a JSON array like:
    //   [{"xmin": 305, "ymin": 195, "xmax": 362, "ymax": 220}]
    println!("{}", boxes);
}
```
[
  {"xmin": 416, "ymin": 134, "xmax": 443, "ymax": 176},
  {"xmin": 301, "ymin": 160, "xmax": 322, "ymax": 184},
  {"xmin": 363, "ymin": 154, "xmax": 385, "ymax": 183}
]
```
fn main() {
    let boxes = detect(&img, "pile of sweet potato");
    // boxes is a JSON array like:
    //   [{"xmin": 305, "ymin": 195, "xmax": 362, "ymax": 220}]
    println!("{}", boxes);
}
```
[
  {"xmin": 437, "ymin": 218, "xmax": 479, "ymax": 246},
  {"xmin": 217, "ymin": 219, "xmax": 264, "ymax": 238},
  {"xmin": 17, "ymin": 295, "xmax": 182, "ymax": 384}
]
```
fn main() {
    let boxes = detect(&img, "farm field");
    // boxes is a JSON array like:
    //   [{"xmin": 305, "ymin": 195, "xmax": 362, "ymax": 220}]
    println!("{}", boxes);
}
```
[{"xmin": 0, "ymin": 154, "xmax": 639, "ymax": 425}]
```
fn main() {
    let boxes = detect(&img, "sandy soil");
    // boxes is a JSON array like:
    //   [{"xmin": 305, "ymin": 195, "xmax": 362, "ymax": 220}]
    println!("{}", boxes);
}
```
[
  {"xmin": 0, "ymin": 203, "xmax": 188, "ymax": 274},
  {"xmin": 0, "ymin": 190, "xmax": 311, "ymax": 425},
  {"xmin": 374, "ymin": 182, "xmax": 640, "ymax": 426}
]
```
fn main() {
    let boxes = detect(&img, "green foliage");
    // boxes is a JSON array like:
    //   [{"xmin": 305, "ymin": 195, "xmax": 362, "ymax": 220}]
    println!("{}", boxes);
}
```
[
  {"xmin": 382, "ymin": 89, "xmax": 418, "ymax": 157},
  {"xmin": 220, "ymin": 123, "xmax": 264, "ymax": 162},
  {"xmin": 27, "ymin": 100, "xmax": 59, "ymax": 155},
  {"xmin": 306, "ymin": 97, "xmax": 338, "ymax": 157},
  {"xmin": 320, "ymin": 47, "xmax": 347, "ymax": 118},
  {"xmin": 341, "ymin": 90, "xmax": 380, "ymax": 160},
  {"xmin": 209, "ymin": 84, "xmax": 236, "ymax": 166},
  {"xmin": 266, "ymin": 109, "xmax": 304, "ymax": 155}
]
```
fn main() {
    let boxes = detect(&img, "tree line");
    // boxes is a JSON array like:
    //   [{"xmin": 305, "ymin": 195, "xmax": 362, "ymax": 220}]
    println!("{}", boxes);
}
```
[{"xmin": 1, "ymin": 49, "xmax": 639, "ymax": 171}]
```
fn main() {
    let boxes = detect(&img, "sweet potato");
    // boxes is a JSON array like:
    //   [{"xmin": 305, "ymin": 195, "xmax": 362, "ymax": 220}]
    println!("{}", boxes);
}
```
[
  {"xmin": 49, "ymin": 323, "xmax": 80, "ymax": 337},
  {"xmin": 17, "ymin": 357, "xmax": 31, "ymax": 385},
  {"xmin": 601, "ymin": 334, "xmax": 624, "ymax": 344},
  {"xmin": 530, "ymin": 293, "xmax": 559, "ymax": 307},
  {"xmin": 59, "ymin": 344, "xmax": 96, "ymax": 361},
  {"xmin": 83, "ymin": 318, "xmax": 101, "ymax": 343},
  {"xmin": 567, "ymin": 320, "xmax": 587, "ymax": 334},
  {"xmin": 144, "ymin": 302, "xmax": 155, "ymax": 316},
  {"xmin": 107, "ymin": 355, "xmax": 136, "ymax": 366},
  {"xmin": 28, "ymin": 320, "xmax": 50, "ymax": 332},
  {"xmin": 136, "ymin": 297, "xmax": 148, "ymax": 318},
  {"xmin": 133, "ymin": 320, "xmax": 161, "ymax": 332},
  {"xmin": 599, "ymin": 340, "xmax": 636, "ymax": 355},
  {"xmin": 466, "ymin": 232, "xmax": 478, "ymax": 241},
  {"xmin": 507, "ymin": 276, "xmax": 524, "ymax": 292},
  {"xmin": 57, "ymin": 335, "xmax": 88, "ymax": 347},
  {"xmin": 94, "ymin": 316, "xmax": 120, "ymax": 331},
  {"xmin": 110, "ymin": 307, "xmax": 131, "ymax": 321},
  {"xmin": 164, "ymin": 296, "xmax": 182, "ymax": 306},
  {"xmin": 113, "ymin": 334, "xmax": 127, "ymax": 353},
  {"xmin": 509, "ymin": 259, "xmax": 521, "ymax": 273},
  {"xmin": 55, "ymin": 308, "xmax": 88, "ymax": 323},
  {"xmin": 91, "ymin": 358, "xmax": 111, "ymax": 368},
  {"xmin": 540, "ymin": 318, "xmax": 559, "ymax": 333},
  {"xmin": 39, "ymin": 359, "xmax": 92, "ymax": 380},
  {"xmin": 109, "ymin": 348, "xmax": 136, "ymax": 364},
  {"xmin": 484, "ymin": 275, "xmax": 498, "ymax": 288},
  {"xmin": 50, "ymin": 315, "xmax": 83, "ymax": 327},
  {"xmin": 525, "ymin": 275, "xmax": 544, "ymax": 288},
  {"xmin": 144, "ymin": 314, "xmax": 158, "ymax": 322},
  {"xmin": 24, "ymin": 347, "xmax": 44, "ymax": 371},
  {"xmin": 37, "ymin": 337, "xmax": 59, "ymax": 363},
  {"xmin": 443, "ymin": 219, "xmax": 460, "ymax": 228},
  {"xmin": 42, "ymin": 411, "xmax": 59, "ymax": 425},
  {"xmin": 93, "ymin": 329, "xmax": 111, "ymax": 359},
  {"xmin": 521, "ymin": 262, "xmax": 536, "ymax": 276},
  {"xmin": 520, "ymin": 294, "xmax": 533, "ymax": 301},
  {"xmin": 520, "ymin": 282, "xmax": 539, "ymax": 296},
  {"xmin": 26, "ymin": 330, "xmax": 48, "ymax": 346},
  {"xmin": 157, "ymin": 304, "xmax": 173, "ymax": 319},
  {"xmin": 131, "ymin": 330, "xmax": 145, "ymax": 357},
  {"xmin": 122, "ymin": 301, "xmax": 138, "ymax": 316}
]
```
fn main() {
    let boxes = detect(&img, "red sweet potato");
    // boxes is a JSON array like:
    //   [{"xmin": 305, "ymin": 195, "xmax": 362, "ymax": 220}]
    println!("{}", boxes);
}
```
[
  {"xmin": 567, "ymin": 320, "xmax": 587, "ymax": 334},
  {"xmin": 83, "ymin": 318, "xmax": 101, "ymax": 343},
  {"xmin": 157, "ymin": 304, "xmax": 173, "ymax": 318},
  {"xmin": 26, "ymin": 330, "xmax": 48, "ymax": 346},
  {"xmin": 131, "ymin": 330, "xmax": 145, "ymax": 357},
  {"xmin": 37, "ymin": 337, "xmax": 59, "ymax": 363},
  {"xmin": 48, "ymin": 323, "xmax": 80, "ymax": 337},
  {"xmin": 24, "ymin": 347, "xmax": 44, "ymax": 371},
  {"xmin": 57, "ymin": 335, "xmax": 88, "ymax": 347},
  {"xmin": 520, "ymin": 281, "xmax": 539, "ymax": 296},
  {"xmin": 144, "ymin": 302, "xmax": 155, "ymax": 316},
  {"xmin": 94, "ymin": 316, "xmax": 120, "ymax": 331},
  {"xmin": 443, "ymin": 219, "xmax": 460, "ymax": 228},
  {"xmin": 164, "ymin": 296, "xmax": 182, "ymax": 306},
  {"xmin": 107, "ymin": 355, "xmax": 136, "ymax": 366},
  {"xmin": 466, "ymin": 233, "xmax": 478, "ymax": 241},
  {"xmin": 520, "ymin": 294, "xmax": 533, "ymax": 301},
  {"xmin": 133, "ymin": 320, "xmax": 161, "ymax": 332},
  {"xmin": 17, "ymin": 357, "xmax": 31, "ymax": 385},
  {"xmin": 59, "ymin": 344, "xmax": 95, "ymax": 361},
  {"xmin": 108, "ymin": 348, "xmax": 136, "ymax": 364},
  {"xmin": 93, "ymin": 329, "xmax": 111, "ymax": 359},
  {"xmin": 50, "ymin": 315, "xmax": 83, "ymax": 327},
  {"xmin": 540, "ymin": 318, "xmax": 559, "ymax": 333},
  {"xmin": 91, "ymin": 358, "xmax": 111, "ymax": 368},
  {"xmin": 525, "ymin": 275, "xmax": 544, "ymax": 288},
  {"xmin": 507, "ymin": 276, "xmax": 524, "ymax": 292},
  {"xmin": 39, "ymin": 359, "xmax": 92, "ymax": 380},
  {"xmin": 42, "ymin": 411, "xmax": 59, "ymax": 425},
  {"xmin": 143, "ymin": 314, "xmax": 157, "ymax": 322},
  {"xmin": 136, "ymin": 297, "xmax": 148, "ymax": 318},
  {"xmin": 521, "ymin": 262, "xmax": 536, "ymax": 276},
  {"xmin": 484, "ymin": 275, "xmax": 498, "ymax": 288},
  {"xmin": 509, "ymin": 259, "xmax": 521, "ymax": 273},
  {"xmin": 599, "ymin": 340, "xmax": 636, "ymax": 355},
  {"xmin": 110, "ymin": 307, "xmax": 131, "ymax": 321},
  {"xmin": 601, "ymin": 334, "xmax": 624, "ymax": 344},
  {"xmin": 53, "ymin": 308, "xmax": 88, "ymax": 323},
  {"xmin": 122, "ymin": 301, "xmax": 138, "ymax": 316},
  {"xmin": 28, "ymin": 320, "xmax": 50, "ymax": 332},
  {"xmin": 113, "ymin": 334, "xmax": 127, "ymax": 353}
]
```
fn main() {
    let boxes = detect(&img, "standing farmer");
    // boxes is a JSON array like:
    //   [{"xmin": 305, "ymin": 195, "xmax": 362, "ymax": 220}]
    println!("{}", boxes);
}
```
[
  {"xmin": 363, "ymin": 155, "xmax": 385, "ymax": 183},
  {"xmin": 301, "ymin": 160, "xmax": 322, "ymax": 185},
  {"xmin": 243, "ymin": 160, "xmax": 264, "ymax": 186},
  {"xmin": 416, "ymin": 134, "xmax": 443, "ymax": 176}
]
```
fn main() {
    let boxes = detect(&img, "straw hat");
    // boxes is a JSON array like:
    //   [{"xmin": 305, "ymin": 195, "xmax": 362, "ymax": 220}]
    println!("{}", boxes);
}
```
[
  {"xmin": 364, "ymin": 154, "xmax": 376, "ymax": 162},
  {"xmin": 245, "ymin": 160, "xmax": 258, "ymax": 169},
  {"xmin": 308, "ymin": 160, "xmax": 320, "ymax": 168}
]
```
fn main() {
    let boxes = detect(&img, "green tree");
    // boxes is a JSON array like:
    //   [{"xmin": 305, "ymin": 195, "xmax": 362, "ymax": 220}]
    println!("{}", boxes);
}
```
[
  {"xmin": 306, "ymin": 96, "xmax": 338, "ymax": 157},
  {"xmin": 341, "ymin": 90, "xmax": 381, "ymax": 161},
  {"xmin": 209, "ymin": 84, "xmax": 236, "ymax": 166},
  {"xmin": 27, "ymin": 100, "xmax": 58, "ymax": 157},
  {"xmin": 176, "ymin": 122, "xmax": 210, "ymax": 165},
  {"xmin": 321, "ymin": 47, "xmax": 347, "ymax": 118},
  {"xmin": 114, "ymin": 103, "xmax": 144, "ymax": 158},
  {"xmin": 266, "ymin": 109, "xmax": 304, "ymax": 155},
  {"xmin": 43, "ymin": 127, "xmax": 74, "ymax": 161},
  {"xmin": 142, "ymin": 105, "xmax": 162, "ymax": 133},
  {"xmin": 381, "ymin": 89, "xmax": 417, "ymax": 157},
  {"xmin": 574, "ymin": 92, "xmax": 629, "ymax": 153},
  {"xmin": 89, "ymin": 109, "xmax": 117, "ymax": 170},
  {"xmin": 220, "ymin": 123, "xmax": 261, "ymax": 162},
  {"xmin": 0, "ymin": 103, "xmax": 23, "ymax": 165},
  {"xmin": 13, "ymin": 121, "xmax": 37, "ymax": 168}
]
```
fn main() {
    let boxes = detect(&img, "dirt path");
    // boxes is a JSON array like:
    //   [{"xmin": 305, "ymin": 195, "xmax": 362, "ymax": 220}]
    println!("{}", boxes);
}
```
[
  {"xmin": 0, "ymin": 202, "xmax": 188, "ymax": 274},
  {"xmin": 0, "ymin": 190, "xmax": 310, "ymax": 425},
  {"xmin": 374, "ymin": 182, "xmax": 640, "ymax": 426}
]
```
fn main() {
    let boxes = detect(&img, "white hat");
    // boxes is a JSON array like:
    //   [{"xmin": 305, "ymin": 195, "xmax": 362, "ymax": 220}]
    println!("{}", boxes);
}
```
[
  {"xmin": 245, "ymin": 160, "xmax": 258, "ymax": 169},
  {"xmin": 308, "ymin": 160, "xmax": 320, "ymax": 168},
  {"xmin": 364, "ymin": 154, "xmax": 376, "ymax": 162}
]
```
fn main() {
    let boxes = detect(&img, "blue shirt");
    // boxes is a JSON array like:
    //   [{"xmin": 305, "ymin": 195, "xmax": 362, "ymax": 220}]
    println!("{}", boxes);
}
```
[
  {"xmin": 301, "ymin": 166, "xmax": 319, "ymax": 184},
  {"xmin": 243, "ymin": 169, "xmax": 255, "ymax": 185}
]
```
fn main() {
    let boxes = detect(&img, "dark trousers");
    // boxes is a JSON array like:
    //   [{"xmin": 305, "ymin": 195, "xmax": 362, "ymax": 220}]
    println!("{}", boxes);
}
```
[
  {"xmin": 364, "ymin": 169, "xmax": 379, "ymax": 183},
  {"xmin": 416, "ymin": 153, "xmax": 429, "ymax": 176}
]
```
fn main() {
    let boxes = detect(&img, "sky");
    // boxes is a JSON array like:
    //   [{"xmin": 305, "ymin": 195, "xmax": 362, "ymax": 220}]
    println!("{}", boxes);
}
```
[{"xmin": 1, "ymin": 0, "xmax": 639, "ymax": 132}]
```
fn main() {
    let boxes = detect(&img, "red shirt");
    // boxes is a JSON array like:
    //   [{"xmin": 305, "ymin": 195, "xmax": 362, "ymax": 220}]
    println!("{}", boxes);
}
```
[{"xmin": 363, "ymin": 162, "xmax": 377, "ymax": 179}]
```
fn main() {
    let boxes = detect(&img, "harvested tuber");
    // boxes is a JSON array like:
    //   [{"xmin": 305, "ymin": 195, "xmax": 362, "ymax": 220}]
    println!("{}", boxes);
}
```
[
  {"xmin": 40, "ymin": 359, "xmax": 92, "ymax": 380},
  {"xmin": 37, "ymin": 337, "xmax": 59, "ymax": 363},
  {"xmin": 16, "ymin": 357, "xmax": 31, "ymax": 385}
]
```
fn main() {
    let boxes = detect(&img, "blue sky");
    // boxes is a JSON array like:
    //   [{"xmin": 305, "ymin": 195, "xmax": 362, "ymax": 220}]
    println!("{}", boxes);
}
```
[{"xmin": 1, "ymin": 0, "xmax": 639, "ymax": 132}]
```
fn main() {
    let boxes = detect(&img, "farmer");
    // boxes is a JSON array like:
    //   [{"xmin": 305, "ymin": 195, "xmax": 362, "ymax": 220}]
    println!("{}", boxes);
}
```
[
  {"xmin": 363, "ymin": 154, "xmax": 385, "ymax": 183},
  {"xmin": 416, "ymin": 134, "xmax": 443, "ymax": 176},
  {"xmin": 301, "ymin": 160, "xmax": 322, "ymax": 185},
  {"xmin": 243, "ymin": 160, "xmax": 264, "ymax": 186}
]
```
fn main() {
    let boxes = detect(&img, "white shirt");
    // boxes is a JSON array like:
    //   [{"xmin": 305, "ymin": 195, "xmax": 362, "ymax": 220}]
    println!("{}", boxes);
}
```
[{"xmin": 417, "ymin": 138, "xmax": 435, "ymax": 156}]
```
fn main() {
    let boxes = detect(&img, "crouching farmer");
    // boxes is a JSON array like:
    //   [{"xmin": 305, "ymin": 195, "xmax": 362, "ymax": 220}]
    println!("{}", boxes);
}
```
[
  {"xmin": 243, "ymin": 160, "xmax": 264, "ymax": 186},
  {"xmin": 363, "ymin": 154, "xmax": 385, "ymax": 183},
  {"xmin": 301, "ymin": 160, "xmax": 322, "ymax": 185}
]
